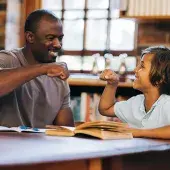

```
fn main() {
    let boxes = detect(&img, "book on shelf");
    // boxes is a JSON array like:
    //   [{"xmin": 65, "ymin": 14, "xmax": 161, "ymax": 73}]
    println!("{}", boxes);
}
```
[
  {"xmin": 45, "ymin": 121, "xmax": 133, "ymax": 140},
  {"xmin": 71, "ymin": 92, "xmax": 131, "ymax": 123},
  {"xmin": 126, "ymin": 0, "xmax": 169, "ymax": 17}
]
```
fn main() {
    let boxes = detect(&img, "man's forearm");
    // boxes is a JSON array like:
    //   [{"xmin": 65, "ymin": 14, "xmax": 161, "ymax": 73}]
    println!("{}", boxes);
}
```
[
  {"xmin": 132, "ymin": 126, "xmax": 170, "ymax": 139},
  {"xmin": 0, "ymin": 64, "xmax": 46, "ymax": 96}
]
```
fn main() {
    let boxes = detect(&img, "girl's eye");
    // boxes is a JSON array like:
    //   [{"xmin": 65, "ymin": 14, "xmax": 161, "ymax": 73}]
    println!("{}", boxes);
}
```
[
  {"xmin": 139, "ymin": 63, "xmax": 144, "ymax": 68},
  {"xmin": 141, "ymin": 64, "xmax": 144, "ymax": 68}
]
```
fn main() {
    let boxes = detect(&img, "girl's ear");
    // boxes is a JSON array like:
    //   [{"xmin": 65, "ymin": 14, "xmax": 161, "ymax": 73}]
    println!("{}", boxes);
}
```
[
  {"xmin": 160, "ymin": 74, "xmax": 166, "ymax": 84},
  {"xmin": 25, "ymin": 31, "xmax": 35, "ymax": 44},
  {"xmin": 156, "ymin": 76, "xmax": 165, "ymax": 86}
]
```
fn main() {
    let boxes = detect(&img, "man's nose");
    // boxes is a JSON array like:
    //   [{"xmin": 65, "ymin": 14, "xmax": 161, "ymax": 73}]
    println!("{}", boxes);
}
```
[{"xmin": 53, "ymin": 38, "xmax": 61, "ymax": 49}]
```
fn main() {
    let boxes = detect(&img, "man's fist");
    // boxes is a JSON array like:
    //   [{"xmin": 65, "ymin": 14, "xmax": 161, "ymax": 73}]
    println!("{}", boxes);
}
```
[{"xmin": 46, "ymin": 62, "xmax": 69, "ymax": 80}]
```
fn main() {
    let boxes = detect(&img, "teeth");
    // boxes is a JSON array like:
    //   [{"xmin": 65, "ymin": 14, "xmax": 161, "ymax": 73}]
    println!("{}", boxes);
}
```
[{"xmin": 49, "ymin": 51, "xmax": 58, "ymax": 57}]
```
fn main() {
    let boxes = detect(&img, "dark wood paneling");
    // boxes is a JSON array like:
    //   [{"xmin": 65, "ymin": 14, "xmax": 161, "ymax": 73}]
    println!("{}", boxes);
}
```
[{"xmin": 0, "ymin": 0, "xmax": 6, "ymax": 49}]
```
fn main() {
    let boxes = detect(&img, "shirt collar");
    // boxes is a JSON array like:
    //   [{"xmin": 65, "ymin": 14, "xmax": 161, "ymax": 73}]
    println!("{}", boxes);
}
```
[{"xmin": 139, "ymin": 94, "xmax": 164, "ymax": 114}]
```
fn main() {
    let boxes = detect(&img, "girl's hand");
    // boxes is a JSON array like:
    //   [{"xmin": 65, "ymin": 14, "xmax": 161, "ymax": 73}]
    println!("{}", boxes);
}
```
[{"xmin": 100, "ymin": 69, "xmax": 119, "ymax": 86}]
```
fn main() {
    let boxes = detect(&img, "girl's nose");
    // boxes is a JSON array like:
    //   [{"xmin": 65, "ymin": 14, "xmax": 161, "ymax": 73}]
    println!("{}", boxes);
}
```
[{"xmin": 134, "ymin": 66, "xmax": 138, "ymax": 73}]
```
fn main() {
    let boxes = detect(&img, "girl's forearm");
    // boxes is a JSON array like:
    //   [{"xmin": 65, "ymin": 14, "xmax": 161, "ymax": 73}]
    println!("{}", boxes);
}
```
[{"xmin": 99, "ymin": 84, "xmax": 117, "ymax": 116}]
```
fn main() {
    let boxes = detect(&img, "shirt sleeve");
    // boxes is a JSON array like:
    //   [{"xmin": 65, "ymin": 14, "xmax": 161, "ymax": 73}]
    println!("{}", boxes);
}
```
[
  {"xmin": 162, "ymin": 99, "xmax": 170, "ymax": 125},
  {"xmin": 60, "ymin": 81, "xmax": 71, "ymax": 109},
  {"xmin": 0, "ymin": 51, "xmax": 13, "ymax": 69},
  {"xmin": 114, "ymin": 96, "xmax": 138, "ymax": 123}
]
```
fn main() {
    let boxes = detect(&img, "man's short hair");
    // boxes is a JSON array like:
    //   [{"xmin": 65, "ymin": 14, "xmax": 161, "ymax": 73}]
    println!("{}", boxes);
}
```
[
  {"xmin": 142, "ymin": 46, "xmax": 170, "ymax": 95},
  {"xmin": 24, "ymin": 9, "xmax": 59, "ymax": 33}
]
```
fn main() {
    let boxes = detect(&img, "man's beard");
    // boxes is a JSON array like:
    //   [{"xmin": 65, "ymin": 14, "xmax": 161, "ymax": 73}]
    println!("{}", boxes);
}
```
[
  {"xmin": 35, "ymin": 49, "xmax": 60, "ymax": 63},
  {"xmin": 34, "ymin": 55, "xmax": 57, "ymax": 63}
]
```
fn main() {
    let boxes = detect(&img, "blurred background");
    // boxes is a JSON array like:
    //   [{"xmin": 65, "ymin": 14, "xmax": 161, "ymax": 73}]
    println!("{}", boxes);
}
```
[
  {"xmin": 1, "ymin": 0, "xmax": 170, "ymax": 121},
  {"xmin": 1, "ymin": 0, "xmax": 170, "ymax": 74}
]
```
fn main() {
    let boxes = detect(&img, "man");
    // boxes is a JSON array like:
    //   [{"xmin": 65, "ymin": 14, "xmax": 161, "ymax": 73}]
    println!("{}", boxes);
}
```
[{"xmin": 0, "ymin": 9, "xmax": 74, "ymax": 128}]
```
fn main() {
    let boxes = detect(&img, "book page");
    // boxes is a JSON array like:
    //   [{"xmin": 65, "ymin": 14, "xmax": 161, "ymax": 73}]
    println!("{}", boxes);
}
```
[
  {"xmin": 75, "ymin": 121, "xmax": 129, "ymax": 130},
  {"xmin": 20, "ymin": 128, "xmax": 46, "ymax": 133},
  {"xmin": 0, "ymin": 126, "xmax": 46, "ymax": 133},
  {"xmin": 45, "ymin": 126, "xmax": 75, "ymax": 136},
  {"xmin": 0, "ymin": 126, "xmax": 18, "ymax": 132},
  {"xmin": 46, "ymin": 125, "xmax": 75, "ymax": 131},
  {"xmin": 74, "ymin": 128, "xmax": 133, "ymax": 140}
]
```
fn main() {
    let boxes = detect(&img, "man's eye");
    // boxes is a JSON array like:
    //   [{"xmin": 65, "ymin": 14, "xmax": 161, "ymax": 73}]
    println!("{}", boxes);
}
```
[
  {"xmin": 47, "ymin": 37, "xmax": 54, "ymax": 41},
  {"xmin": 58, "ymin": 37, "xmax": 63, "ymax": 41}
]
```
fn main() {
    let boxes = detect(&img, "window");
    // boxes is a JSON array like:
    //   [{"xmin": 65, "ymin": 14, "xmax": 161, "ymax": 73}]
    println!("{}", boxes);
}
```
[{"xmin": 42, "ymin": 0, "xmax": 136, "ymax": 72}]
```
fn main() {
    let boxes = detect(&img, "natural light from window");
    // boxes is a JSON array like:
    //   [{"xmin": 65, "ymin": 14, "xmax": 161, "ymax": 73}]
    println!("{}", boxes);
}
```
[{"xmin": 42, "ymin": 0, "xmax": 136, "ymax": 72}]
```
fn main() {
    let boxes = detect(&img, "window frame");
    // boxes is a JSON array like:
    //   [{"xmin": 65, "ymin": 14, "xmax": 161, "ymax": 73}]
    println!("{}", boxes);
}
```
[
  {"xmin": 41, "ymin": 0, "xmax": 138, "ymax": 56},
  {"xmin": 20, "ymin": 0, "xmax": 137, "ymax": 73}
]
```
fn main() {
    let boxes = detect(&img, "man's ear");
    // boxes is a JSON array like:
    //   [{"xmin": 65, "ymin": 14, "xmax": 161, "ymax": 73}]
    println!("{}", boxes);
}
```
[{"xmin": 25, "ymin": 31, "xmax": 35, "ymax": 43}]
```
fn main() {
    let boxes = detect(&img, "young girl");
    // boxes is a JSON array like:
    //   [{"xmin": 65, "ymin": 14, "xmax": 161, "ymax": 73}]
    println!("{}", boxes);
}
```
[{"xmin": 99, "ymin": 46, "xmax": 170, "ymax": 139}]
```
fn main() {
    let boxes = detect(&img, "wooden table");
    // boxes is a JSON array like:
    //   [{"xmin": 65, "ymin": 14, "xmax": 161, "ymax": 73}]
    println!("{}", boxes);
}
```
[{"xmin": 1, "ymin": 132, "xmax": 170, "ymax": 170}]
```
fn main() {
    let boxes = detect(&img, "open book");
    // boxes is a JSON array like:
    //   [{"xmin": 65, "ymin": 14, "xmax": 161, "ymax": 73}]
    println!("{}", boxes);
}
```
[
  {"xmin": 0, "ymin": 126, "xmax": 45, "ymax": 133},
  {"xmin": 45, "ymin": 121, "xmax": 133, "ymax": 139}
]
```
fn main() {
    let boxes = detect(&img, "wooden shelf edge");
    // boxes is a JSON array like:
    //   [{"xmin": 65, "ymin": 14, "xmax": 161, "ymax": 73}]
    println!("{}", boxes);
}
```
[
  {"xmin": 120, "ymin": 16, "xmax": 170, "ymax": 19},
  {"xmin": 68, "ymin": 78, "xmax": 133, "ymax": 87}
]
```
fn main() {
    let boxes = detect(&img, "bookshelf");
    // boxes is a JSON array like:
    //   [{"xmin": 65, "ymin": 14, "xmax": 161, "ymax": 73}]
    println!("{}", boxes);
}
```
[
  {"xmin": 121, "ymin": 16, "xmax": 170, "ymax": 19},
  {"xmin": 68, "ymin": 73, "xmax": 139, "ymax": 96},
  {"xmin": 121, "ymin": 0, "xmax": 170, "ymax": 18},
  {"xmin": 68, "ymin": 74, "xmax": 140, "ymax": 122},
  {"xmin": 120, "ymin": 17, "xmax": 170, "ymax": 56},
  {"xmin": 68, "ymin": 74, "xmax": 133, "ymax": 87}
]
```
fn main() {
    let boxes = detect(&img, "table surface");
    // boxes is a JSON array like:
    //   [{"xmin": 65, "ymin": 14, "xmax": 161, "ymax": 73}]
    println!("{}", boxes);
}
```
[{"xmin": 0, "ymin": 132, "xmax": 170, "ymax": 167}]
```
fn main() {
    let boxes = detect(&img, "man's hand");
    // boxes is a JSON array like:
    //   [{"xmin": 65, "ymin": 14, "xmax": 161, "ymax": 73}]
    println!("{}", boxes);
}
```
[
  {"xmin": 46, "ymin": 62, "xmax": 69, "ymax": 80},
  {"xmin": 100, "ymin": 69, "xmax": 119, "ymax": 86}
]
